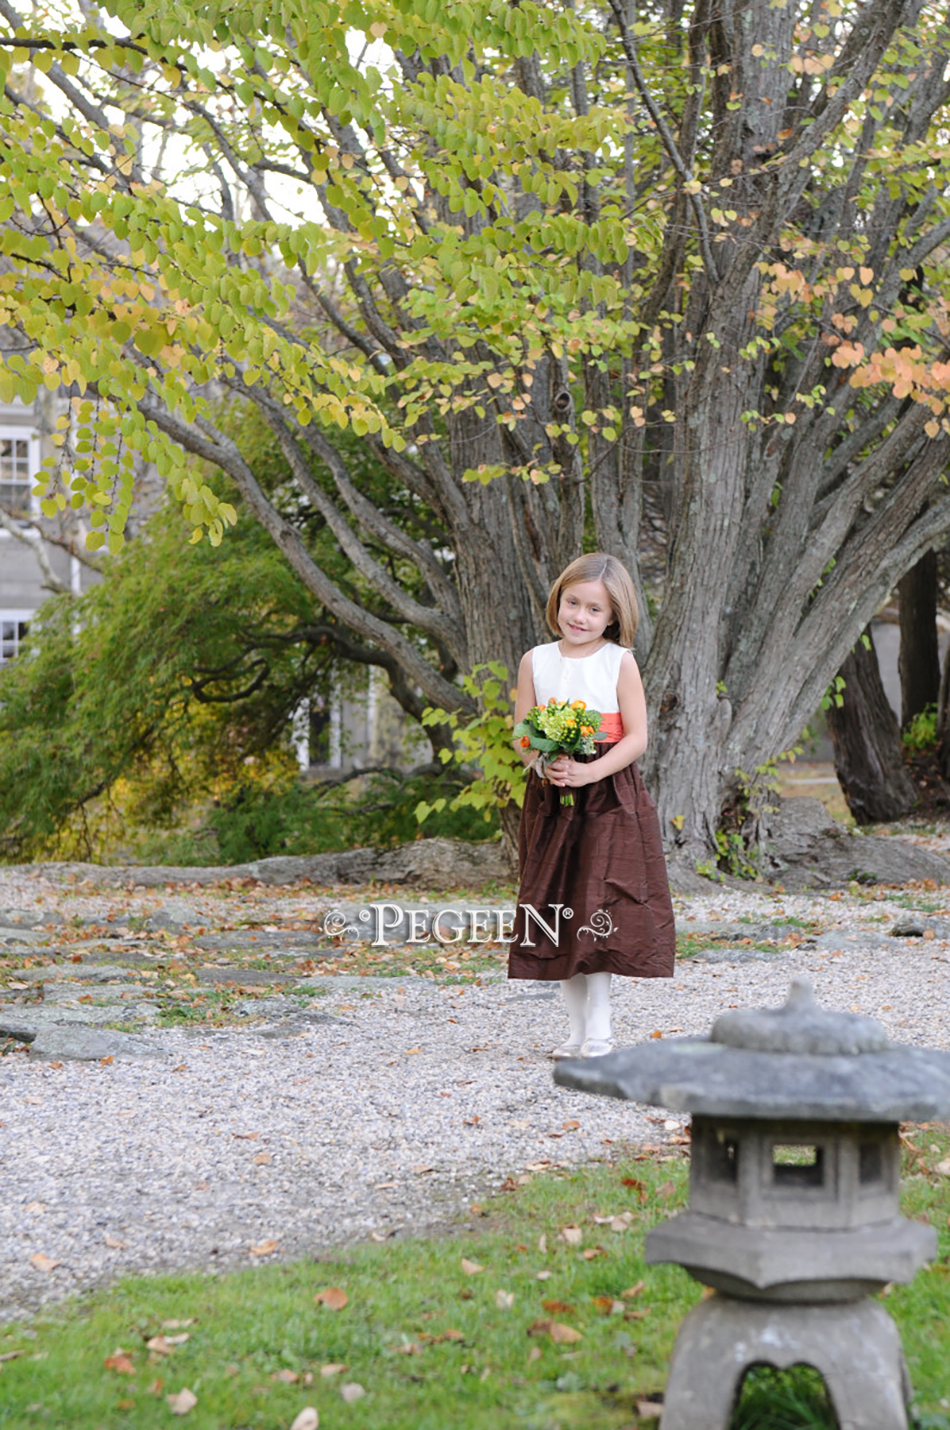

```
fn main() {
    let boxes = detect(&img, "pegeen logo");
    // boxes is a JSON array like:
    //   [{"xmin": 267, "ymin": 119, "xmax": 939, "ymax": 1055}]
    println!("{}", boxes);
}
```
[{"xmin": 321, "ymin": 903, "xmax": 612, "ymax": 948}]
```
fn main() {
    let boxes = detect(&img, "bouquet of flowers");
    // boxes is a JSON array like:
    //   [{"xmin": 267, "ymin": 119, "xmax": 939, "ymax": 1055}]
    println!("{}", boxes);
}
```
[{"xmin": 513, "ymin": 698, "xmax": 603, "ymax": 806}]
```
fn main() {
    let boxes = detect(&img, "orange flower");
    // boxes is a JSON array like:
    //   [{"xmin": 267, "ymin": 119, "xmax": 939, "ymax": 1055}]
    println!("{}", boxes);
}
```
[
  {"xmin": 581, "ymin": 725, "xmax": 594, "ymax": 736},
  {"xmin": 571, "ymin": 699, "xmax": 586, "ymax": 710},
  {"xmin": 520, "ymin": 735, "xmax": 531, "ymax": 748}
]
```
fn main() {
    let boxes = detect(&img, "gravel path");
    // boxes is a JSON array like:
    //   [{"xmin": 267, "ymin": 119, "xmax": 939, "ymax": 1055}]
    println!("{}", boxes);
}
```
[{"xmin": 2, "ymin": 868, "xmax": 950, "ymax": 1325}]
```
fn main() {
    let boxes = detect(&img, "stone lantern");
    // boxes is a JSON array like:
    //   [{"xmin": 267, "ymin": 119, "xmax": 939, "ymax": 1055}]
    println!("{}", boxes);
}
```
[{"xmin": 555, "ymin": 981, "xmax": 950, "ymax": 1430}]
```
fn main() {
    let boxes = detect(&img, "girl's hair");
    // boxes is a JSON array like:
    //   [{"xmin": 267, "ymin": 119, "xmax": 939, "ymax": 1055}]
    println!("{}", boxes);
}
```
[{"xmin": 545, "ymin": 552, "xmax": 639, "ymax": 648}]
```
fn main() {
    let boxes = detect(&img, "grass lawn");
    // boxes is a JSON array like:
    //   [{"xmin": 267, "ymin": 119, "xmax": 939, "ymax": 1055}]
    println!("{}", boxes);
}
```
[{"xmin": 1, "ymin": 1132, "xmax": 948, "ymax": 1430}]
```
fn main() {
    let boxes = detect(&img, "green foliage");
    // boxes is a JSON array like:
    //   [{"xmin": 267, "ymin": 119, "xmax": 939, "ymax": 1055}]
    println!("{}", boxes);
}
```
[
  {"xmin": 700, "ymin": 746, "xmax": 804, "ymax": 881},
  {"xmin": 820, "ymin": 676, "xmax": 847, "ymax": 712},
  {"xmin": 730, "ymin": 1365, "xmax": 838, "ymax": 1430},
  {"xmin": 417, "ymin": 664, "xmax": 523, "ymax": 825},
  {"xmin": 204, "ymin": 768, "xmax": 494, "ymax": 865},
  {"xmin": 0, "ymin": 474, "xmax": 429, "ymax": 861},
  {"xmin": 903, "ymin": 704, "xmax": 939, "ymax": 753}
]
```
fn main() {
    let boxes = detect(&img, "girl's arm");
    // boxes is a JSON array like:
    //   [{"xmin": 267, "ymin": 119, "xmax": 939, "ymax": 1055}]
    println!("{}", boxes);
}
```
[
  {"xmin": 546, "ymin": 652, "xmax": 646, "ymax": 789},
  {"xmin": 513, "ymin": 650, "xmax": 545, "ymax": 773}
]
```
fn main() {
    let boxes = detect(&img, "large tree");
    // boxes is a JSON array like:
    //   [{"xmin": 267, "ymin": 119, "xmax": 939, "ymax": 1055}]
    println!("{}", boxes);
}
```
[{"xmin": 1, "ymin": 0, "xmax": 949, "ymax": 861}]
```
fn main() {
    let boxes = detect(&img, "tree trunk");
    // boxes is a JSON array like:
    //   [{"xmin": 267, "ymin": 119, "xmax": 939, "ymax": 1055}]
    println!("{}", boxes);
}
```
[
  {"xmin": 898, "ymin": 550, "xmax": 939, "ymax": 730},
  {"xmin": 826, "ymin": 630, "xmax": 917, "ymax": 825}
]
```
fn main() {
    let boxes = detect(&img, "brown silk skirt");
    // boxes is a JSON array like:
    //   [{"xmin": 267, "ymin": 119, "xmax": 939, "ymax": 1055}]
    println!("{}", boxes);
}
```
[{"xmin": 508, "ymin": 750, "xmax": 676, "ymax": 982}]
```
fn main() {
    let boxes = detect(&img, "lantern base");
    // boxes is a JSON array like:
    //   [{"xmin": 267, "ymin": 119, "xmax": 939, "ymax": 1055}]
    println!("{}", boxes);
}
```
[{"xmin": 660, "ymin": 1293, "xmax": 911, "ymax": 1430}]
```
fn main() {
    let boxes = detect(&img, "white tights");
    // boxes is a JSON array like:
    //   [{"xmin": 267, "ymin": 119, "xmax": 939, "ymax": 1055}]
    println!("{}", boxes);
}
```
[{"xmin": 559, "ymin": 971, "xmax": 612, "ymax": 1045}]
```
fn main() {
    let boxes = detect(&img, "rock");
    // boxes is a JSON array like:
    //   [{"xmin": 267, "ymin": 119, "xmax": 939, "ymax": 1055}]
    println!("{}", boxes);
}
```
[
  {"xmin": 689, "ymin": 947, "xmax": 788, "ymax": 964},
  {"xmin": 812, "ymin": 931, "xmax": 891, "ymax": 953},
  {"xmin": 12, "ymin": 837, "xmax": 513, "ymax": 890},
  {"xmin": 889, "ymin": 917, "xmax": 950, "ymax": 939},
  {"xmin": 144, "ymin": 901, "xmax": 202, "ymax": 931},
  {"xmin": 758, "ymin": 799, "xmax": 950, "ymax": 890},
  {"xmin": 27, "ymin": 1025, "xmax": 165, "ymax": 1062},
  {"xmin": 0, "ymin": 1018, "xmax": 40, "ymax": 1042}
]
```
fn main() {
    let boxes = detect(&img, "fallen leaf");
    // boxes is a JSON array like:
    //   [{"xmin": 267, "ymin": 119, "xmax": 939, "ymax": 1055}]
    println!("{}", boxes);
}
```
[
  {"xmin": 339, "ymin": 1382, "xmax": 365, "ymax": 1403},
  {"xmin": 636, "ymin": 1399, "xmax": 663, "ymax": 1420},
  {"xmin": 495, "ymin": 1290, "xmax": 515, "ymax": 1309},
  {"xmin": 162, "ymin": 1320, "xmax": 195, "ymax": 1330},
  {"xmin": 25, "ymin": 1202, "xmax": 45, "ymax": 1214},
  {"xmin": 622, "ymin": 1280, "xmax": 645, "ymax": 1299},
  {"xmin": 320, "ymin": 1363, "xmax": 348, "ymax": 1377},
  {"xmin": 562, "ymin": 1120, "xmax": 580, "ymax": 1131},
  {"xmin": 582, "ymin": 1245, "xmax": 605, "ymax": 1260},
  {"xmin": 233, "ymin": 1132, "xmax": 261, "ymax": 1141},
  {"xmin": 657, "ymin": 1181, "xmax": 676, "ymax": 1199},
  {"xmin": 559, "ymin": 1225, "xmax": 582, "ymax": 1245},
  {"xmin": 147, "ymin": 1378, "xmax": 164, "ymax": 1395},
  {"xmin": 536, "ymin": 1269, "xmax": 552, "ymax": 1281},
  {"xmin": 254, "ymin": 1152, "xmax": 272, "ymax": 1166},
  {"xmin": 104, "ymin": 1234, "xmax": 128, "ymax": 1250},
  {"xmin": 249, "ymin": 1240, "xmax": 280, "ymax": 1256},
  {"xmin": 412, "ymin": 1164, "xmax": 434, "ymax": 1173},
  {"xmin": 537, "ymin": 1234, "xmax": 547, "ymax": 1254},
  {"xmin": 542, "ymin": 1300, "xmax": 574, "ymax": 1315},
  {"xmin": 272, "ymin": 1368, "xmax": 299, "ymax": 1383},
  {"xmin": 290, "ymin": 1410, "xmax": 319, "ymax": 1430},
  {"xmin": 528, "ymin": 1345, "xmax": 541, "ymax": 1363},
  {"xmin": 549, "ymin": 1322, "xmax": 583, "ymax": 1344},
  {"xmin": 460, "ymin": 1258, "xmax": 483, "ymax": 1275},
  {"xmin": 315, "ymin": 1287, "xmax": 348, "ymax": 1311},
  {"xmin": 166, "ymin": 1387, "xmax": 198, "ymax": 1415},
  {"xmin": 100, "ymin": 1055, "xmax": 114, "ymax": 1066},
  {"xmin": 0, "ymin": 1351, "xmax": 24, "ymax": 1364},
  {"xmin": 104, "ymin": 1353, "xmax": 136, "ymax": 1374},
  {"xmin": 935, "ymin": 1157, "xmax": 950, "ymax": 1175},
  {"xmin": 30, "ymin": 1253, "xmax": 60, "ymax": 1273},
  {"xmin": 440, "ymin": 1329, "xmax": 464, "ymax": 1341},
  {"xmin": 527, "ymin": 1318, "xmax": 552, "ymax": 1336}
]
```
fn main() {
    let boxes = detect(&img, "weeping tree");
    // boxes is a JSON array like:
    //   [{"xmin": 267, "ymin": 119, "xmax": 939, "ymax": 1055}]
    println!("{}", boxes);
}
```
[{"xmin": 1, "ymin": 0, "xmax": 950, "ymax": 863}]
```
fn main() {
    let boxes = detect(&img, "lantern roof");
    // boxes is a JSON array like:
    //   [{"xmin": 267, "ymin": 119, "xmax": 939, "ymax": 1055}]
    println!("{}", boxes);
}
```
[{"xmin": 554, "ymin": 981, "xmax": 950, "ymax": 1121}]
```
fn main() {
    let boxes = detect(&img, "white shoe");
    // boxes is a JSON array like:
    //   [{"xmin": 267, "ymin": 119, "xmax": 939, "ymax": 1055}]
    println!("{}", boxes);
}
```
[
  {"xmin": 550, "ymin": 1041, "xmax": 583, "ymax": 1060},
  {"xmin": 580, "ymin": 1037, "xmax": 614, "ymax": 1058}
]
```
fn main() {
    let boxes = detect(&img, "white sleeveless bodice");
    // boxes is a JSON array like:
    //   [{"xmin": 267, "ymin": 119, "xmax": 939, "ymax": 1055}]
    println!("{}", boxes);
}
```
[{"xmin": 531, "ymin": 641, "xmax": 627, "ymax": 714}]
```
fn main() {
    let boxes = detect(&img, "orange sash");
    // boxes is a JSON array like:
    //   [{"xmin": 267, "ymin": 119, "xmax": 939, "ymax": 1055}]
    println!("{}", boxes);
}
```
[{"xmin": 595, "ymin": 712, "xmax": 624, "ymax": 744}]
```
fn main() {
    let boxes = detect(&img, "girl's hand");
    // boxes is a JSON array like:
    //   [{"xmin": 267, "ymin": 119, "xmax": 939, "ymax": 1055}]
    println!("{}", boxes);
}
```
[{"xmin": 546, "ymin": 755, "xmax": 594, "ymax": 789}]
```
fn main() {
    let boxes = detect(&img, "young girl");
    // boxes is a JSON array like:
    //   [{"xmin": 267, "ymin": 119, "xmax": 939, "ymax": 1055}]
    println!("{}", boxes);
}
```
[{"xmin": 509, "ymin": 553, "xmax": 675, "ymax": 1058}]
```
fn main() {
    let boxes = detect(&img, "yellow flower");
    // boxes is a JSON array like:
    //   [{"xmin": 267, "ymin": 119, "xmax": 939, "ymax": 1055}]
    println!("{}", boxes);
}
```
[{"xmin": 570, "ymin": 699, "xmax": 586, "ymax": 710}]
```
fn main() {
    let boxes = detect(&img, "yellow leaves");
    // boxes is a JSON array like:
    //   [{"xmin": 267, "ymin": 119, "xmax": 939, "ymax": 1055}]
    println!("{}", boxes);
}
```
[
  {"xmin": 104, "ymin": 1350, "xmax": 136, "ymax": 1373},
  {"xmin": 290, "ymin": 1411, "xmax": 319, "ymax": 1430},
  {"xmin": 30, "ymin": 1252, "xmax": 60, "ymax": 1273},
  {"xmin": 527, "ymin": 1319, "xmax": 583, "ymax": 1344},
  {"xmin": 314, "ymin": 1286, "xmax": 348, "ymax": 1310},
  {"xmin": 166, "ymin": 1387, "xmax": 198, "ymax": 1415},
  {"xmin": 831, "ymin": 340, "xmax": 864, "ymax": 369}
]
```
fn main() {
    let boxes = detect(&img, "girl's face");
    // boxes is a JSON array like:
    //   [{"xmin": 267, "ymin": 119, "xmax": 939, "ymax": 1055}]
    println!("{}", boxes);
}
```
[{"xmin": 557, "ymin": 579, "xmax": 613, "ymax": 650}]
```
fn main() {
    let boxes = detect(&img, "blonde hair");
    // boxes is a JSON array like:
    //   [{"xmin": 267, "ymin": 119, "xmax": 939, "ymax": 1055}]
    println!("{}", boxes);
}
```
[{"xmin": 545, "ymin": 552, "xmax": 639, "ymax": 648}]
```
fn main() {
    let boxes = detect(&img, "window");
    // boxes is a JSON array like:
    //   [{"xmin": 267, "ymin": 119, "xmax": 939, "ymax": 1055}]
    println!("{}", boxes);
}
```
[
  {"xmin": 0, "ymin": 612, "xmax": 31, "ymax": 664},
  {"xmin": 0, "ymin": 434, "xmax": 33, "ymax": 518}
]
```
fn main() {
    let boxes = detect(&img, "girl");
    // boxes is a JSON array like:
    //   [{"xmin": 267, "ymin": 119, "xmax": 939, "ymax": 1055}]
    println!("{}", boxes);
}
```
[{"xmin": 509, "ymin": 553, "xmax": 675, "ymax": 1058}]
